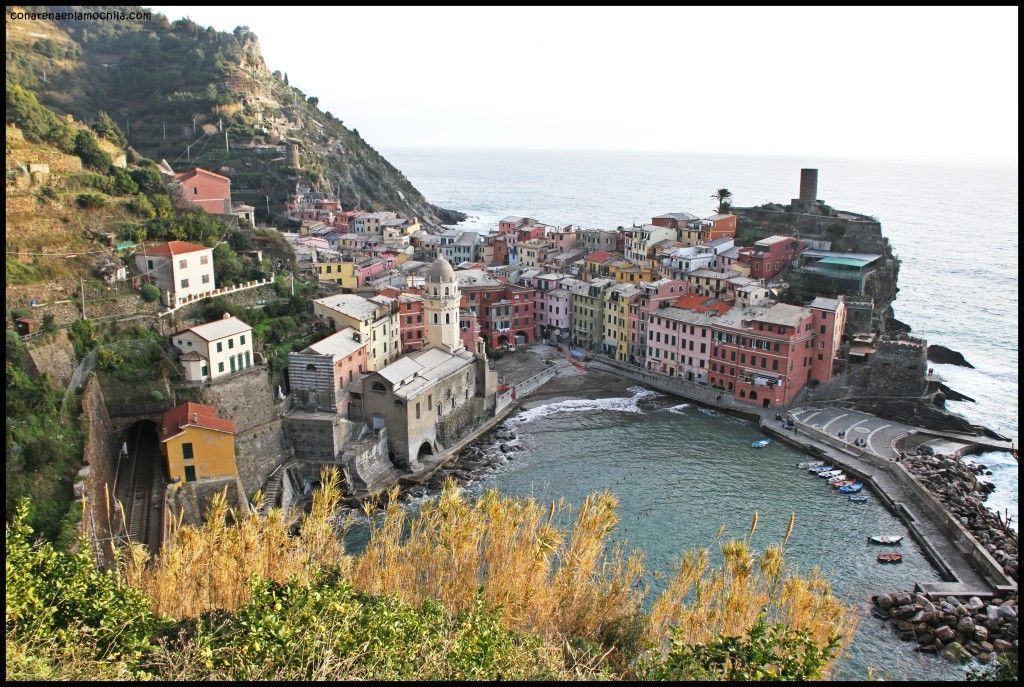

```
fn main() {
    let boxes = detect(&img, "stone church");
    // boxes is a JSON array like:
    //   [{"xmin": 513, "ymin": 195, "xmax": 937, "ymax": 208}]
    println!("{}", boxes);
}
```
[{"xmin": 360, "ymin": 256, "xmax": 498, "ymax": 472}]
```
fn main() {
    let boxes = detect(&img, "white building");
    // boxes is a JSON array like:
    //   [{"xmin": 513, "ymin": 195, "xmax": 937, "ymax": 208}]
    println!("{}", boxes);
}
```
[
  {"xmin": 312, "ymin": 293, "xmax": 401, "ymax": 371},
  {"xmin": 625, "ymin": 224, "xmax": 676, "ymax": 265},
  {"xmin": 172, "ymin": 313, "xmax": 254, "ymax": 382},
  {"xmin": 135, "ymin": 241, "xmax": 216, "ymax": 307}
]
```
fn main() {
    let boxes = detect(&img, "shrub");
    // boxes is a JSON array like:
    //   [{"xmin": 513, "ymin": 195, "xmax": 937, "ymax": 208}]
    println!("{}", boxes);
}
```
[
  {"xmin": 76, "ymin": 192, "xmax": 108, "ymax": 210},
  {"xmin": 5, "ymin": 83, "xmax": 75, "ymax": 151},
  {"xmin": 97, "ymin": 349, "xmax": 124, "ymax": 370},
  {"xmin": 73, "ymin": 130, "xmax": 113, "ymax": 172},
  {"xmin": 139, "ymin": 283, "xmax": 160, "ymax": 302},
  {"xmin": 127, "ymin": 195, "xmax": 156, "ymax": 219},
  {"xmin": 93, "ymin": 111, "xmax": 127, "ymax": 148},
  {"xmin": 35, "ymin": 185, "xmax": 60, "ymax": 204},
  {"xmin": 148, "ymin": 389, "xmax": 164, "ymax": 402}
]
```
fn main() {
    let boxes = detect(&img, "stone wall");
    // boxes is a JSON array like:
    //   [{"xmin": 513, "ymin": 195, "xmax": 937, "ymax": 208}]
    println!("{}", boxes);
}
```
[
  {"xmin": 436, "ymin": 396, "xmax": 490, "ymax": 446},
  {"xmin": 811, "ymin": 337, "xmax": 928, "ymax": 402},
  {"xmin": 25, "ymin": 329, "xmax": 77, "ymax": 387},
  {"xmin": 80, "ymin": 375, "xmax": 119, "ymax": 569},
  {"xmin": 196, "ymin": 366, "xmax": 290, "ymax": 498},
  {"xmin": 341, "ymin": 427, "xmax": 400, "ymax": 494},
  {"xmin": 160, "ymin": 282, "xmax": 279, "ymax": 332},
  {"xmin": 284, "ymin": 413, "xmax": 355, "ymax": 461}
]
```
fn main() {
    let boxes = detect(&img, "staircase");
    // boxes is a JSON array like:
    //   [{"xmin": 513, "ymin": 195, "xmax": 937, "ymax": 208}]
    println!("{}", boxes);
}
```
[{"xmin": 260, "ymin": 467, "xmax": 283, "ymax": 514}]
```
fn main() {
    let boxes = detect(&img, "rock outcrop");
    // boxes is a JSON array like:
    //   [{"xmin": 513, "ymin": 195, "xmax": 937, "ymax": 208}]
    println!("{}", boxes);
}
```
[{"xmin": 927, "ymin": 345, "xmax": 976, "ymax": 369}]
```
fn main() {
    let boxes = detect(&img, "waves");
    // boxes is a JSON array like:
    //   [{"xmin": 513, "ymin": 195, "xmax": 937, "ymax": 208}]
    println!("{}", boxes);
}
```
[
  {"xmin": 509, "ymin": 386, "xmax": 662, "ymax": 425},
  {"xmin": 665, "ymin": 403, "xmax": 691, "ymax": 415},
  {"xmin": 963, "ymin": 451, "xmax": 1019, "ymax": 532}
]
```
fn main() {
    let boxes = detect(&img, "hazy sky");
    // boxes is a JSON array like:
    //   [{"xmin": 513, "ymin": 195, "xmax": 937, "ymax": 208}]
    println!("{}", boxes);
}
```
[{"xmin": 151, "ymin": 6, "xmax": 1018, "ymax": 165}]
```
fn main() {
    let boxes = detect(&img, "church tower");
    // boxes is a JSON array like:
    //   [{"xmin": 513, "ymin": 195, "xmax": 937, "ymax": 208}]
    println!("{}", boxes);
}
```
[{"xmin": 423, "ymin": 256, "xmax": 463, "ymax": 352}]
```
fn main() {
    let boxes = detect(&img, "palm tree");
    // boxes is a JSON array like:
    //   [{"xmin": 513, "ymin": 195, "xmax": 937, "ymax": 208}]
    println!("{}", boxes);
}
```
[{"xmin": 712, "ymin": 188, "xmax": 733, "ymax": 213}]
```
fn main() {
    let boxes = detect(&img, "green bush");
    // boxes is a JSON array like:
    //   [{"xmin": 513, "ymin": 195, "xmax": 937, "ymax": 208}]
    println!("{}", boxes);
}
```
[
  {"xmin": 127, "ymin": 195, "xmax": 156, "ymax": 219},
  {"xmin": 73, "ymin": 130, "xmax": 113, "ymax": 172},
  {"xmin": 97, "ymin": 349, "xmax": 124, "ymax": 370},
  {"xmin": 76, "ymin": 192, "xmax": 108, "ymax": 210},
  {"xmin": 93, "ymin": 111, "xmax": 127, "ymax": 148},
  {"xmin": 5, "ymin": 83, "xmax": 75, "ymax": 151},
  {"xmin": 139, "ymin": 283, "xmax": 160, "ymax": 302}
]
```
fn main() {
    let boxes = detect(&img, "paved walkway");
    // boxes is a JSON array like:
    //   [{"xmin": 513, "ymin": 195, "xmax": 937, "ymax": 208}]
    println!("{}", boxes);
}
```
[{"xmin": 789, "ymin": 406, "xmax": 912, "ymax": 460}]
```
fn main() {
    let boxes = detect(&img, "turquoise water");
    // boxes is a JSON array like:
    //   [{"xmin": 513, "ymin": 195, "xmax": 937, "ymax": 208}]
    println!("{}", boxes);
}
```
[{"xmin": 347, "ymin": 387, "xmax": 966, "ymax": 680}]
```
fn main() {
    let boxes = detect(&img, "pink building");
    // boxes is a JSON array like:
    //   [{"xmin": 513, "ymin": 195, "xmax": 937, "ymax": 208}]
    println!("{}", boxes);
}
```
[
  {"xmin": 174, "ymin": 168, "xmax": 231, "ymax": 214},
  {"xmin": 626, "ymin": 279, "xmax": 689, "ymax": 364},
  {"xmin": 708, "ymin": 303, "xmax": 817, "ymax": 407},
  {"xmin": 645, "ymin": 306, "xmax": 717, "ymax": 382},
  {"xmin": 809, "ymin": 296, "xmax": 847, "ymax": 384},
  {"xmin": 738, "ymin": 236, "xmax": 804, "ymax": 280},
  {"xmin": 530, "ymin": 271, "xmax": 573, "ymax": 342},
  {"xmin": 459, "ymin": 309, "xmax": 481, "ymax": 350}
]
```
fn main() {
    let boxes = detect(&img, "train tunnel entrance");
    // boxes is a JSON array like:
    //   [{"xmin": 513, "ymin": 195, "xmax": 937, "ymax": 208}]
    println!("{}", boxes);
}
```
[{"xmin": 112, "ymin": 420, "xmax": 166, "ymax": 556}]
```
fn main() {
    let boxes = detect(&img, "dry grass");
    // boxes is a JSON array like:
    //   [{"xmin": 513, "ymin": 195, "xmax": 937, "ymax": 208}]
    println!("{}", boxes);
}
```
[{"xmin": 123, "ymin": 469, "xmax": 855, "ymax": 676}]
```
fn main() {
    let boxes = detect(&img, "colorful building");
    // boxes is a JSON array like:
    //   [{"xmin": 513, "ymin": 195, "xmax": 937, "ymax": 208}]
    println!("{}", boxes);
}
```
[
  {"xmin": 160, "ymin": 402, "xmax": 237, "ymax": 484},
  {"xmin": 625, "ymin": 224, "xmax": 676, "ymax": 265},
  {"xmin": 738, "ymin": 236, "xmax": 804, "ymax": 280},
  {"xmin": 645, "ymin": 306, "xmax": 717, "ymax": 382},
  {"xmin": 174, "ymin": 167, "xmax": 231, "ymax": 215},
  {"xmin": 809, "ymin": 296, "xmax": 847, "ymax": 384},
  {"xmin": 626, "ymin": 279, "xmax": 690, "ymax": 364},
  {"xmin": 312, "ymin": 293, "xmax": 401, "ymax": 371},
  {"xmin": 568, "ymin": 277, "xmax": 613, "ymax": 349},
  {"xmin": 602, "ymin": 283, "xmax": 640, "ymax": 361},
  {"xmin": 171, "ymin": 313, "xmax": 254, "ymax": 381},
  {"xmin": 135, "ymin": 240, "xmax": 216, "ymax": 307},
  {"xmin": 287, "ymin": 327, "xmax": 369, "ymax": 413}
]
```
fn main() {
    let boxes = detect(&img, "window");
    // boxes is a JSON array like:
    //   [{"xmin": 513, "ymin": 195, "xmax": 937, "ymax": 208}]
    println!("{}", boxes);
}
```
[
  {"xmin": 218, "ymin": 362, "xmax": 224, "ymax": 373},
  {"xmin": 180, "ymin": 278, "xmax": 189, "ymax": 288},
  {"xmin": 230, "ymin": 356, "xmax": 236, "ymax": 373},
  {"xmin": 182, "ymin": 443, "xmax": 194, "ymax": 460},
  {"xmin": 240, "ymin": 334, "xmax": 246, "ymax": 345},
  {"xmin": 216, "ymin": 342, "xmax": 223, "ymax": 353},
  {"xmin": 202, "ymin": 274, "xmax": 210, "ymax": 284},
  {"xmin": 147, "ymin": 259, "xmax": 154, "ymax": 270},
  {"xmin": 179, "ymin": 259, "xmax": 188, "ymax": 269},
  {"xmin": 201, "ymin": 365, "xmax": 208, "ymax": 377},
  {"xmin": 228, "ymin": 338, "xmax": 234, "ymax": 349},
  {"xmin": 245, "ymin": 351, "xmax": 251, "ymax": 367},
  {"xmin": 184, "ymin": 465, "xmax": 196, "ymax": 482},
  {"xmin": 371, "ymin": 382, "xmax": 386, "ymax": 393},
  {"xmin": 200, "ymin": 255, "xmax": 209, "ymax": 265},
  {"xmin": 416, "ymin": 402, "xmax": 421, "ymax": 419}
]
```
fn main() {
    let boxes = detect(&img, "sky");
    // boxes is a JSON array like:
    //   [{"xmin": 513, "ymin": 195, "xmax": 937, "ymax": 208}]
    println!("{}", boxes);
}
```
[{"xmin": 151, "ymin": 6, "xmax": 1018, "ymax": 165}]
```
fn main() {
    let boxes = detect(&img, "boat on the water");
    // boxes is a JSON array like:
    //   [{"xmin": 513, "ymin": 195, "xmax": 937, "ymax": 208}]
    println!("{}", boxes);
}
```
[
  {"xmin": 831, "ymin": 480, "xmax": 855, "ymax": 489},
  {"xmin": 818, "ymin": 470, "xmax": 842, "ymax": 478},
  {"xmin": 798, "ymin": 461, "xmax": 824, "ymax": 469},
  {"xmin": 751, "ymin": 439, "xmax": 771, "ymax": 448},
  {"xmin": 869, "ymin": 535, "xmax": 903, "ymax": 545},
  {"xmin": 849, "ymin": 494, "xmax": 869, "ymax": 503},
  {"xmin": 808, "ymin": 465, "xmax": 834, "ymax": 473},
  {"xmin": 827, "ymin": 474, "xmax": 849, "ymax": 484},
  {"xmin": 877, "ymin": 553, "xmax": 904, "ymax": 564},
  {"xmin": 839, "ymin": 483, "xmax": 864, "ymax": 494}
]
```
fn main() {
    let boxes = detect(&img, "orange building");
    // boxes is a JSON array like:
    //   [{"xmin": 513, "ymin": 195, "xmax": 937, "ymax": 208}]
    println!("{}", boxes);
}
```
[{"xmin": 174, "ymin": 167, "xmax": 232, "ymax": 215}]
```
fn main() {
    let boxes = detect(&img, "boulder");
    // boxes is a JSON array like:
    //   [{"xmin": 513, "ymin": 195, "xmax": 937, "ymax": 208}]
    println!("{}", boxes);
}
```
[
  {"xmin": 946, "ymin": 641, "xmax": 972, "ymax": 663},
  {"xmin": 877, "ymin": 594, "xmax": 895, "ymax": 609},
  {"xmin": 895, "ymin": 592, "xmax": 913, "ymax": 607},
  {"xmin": 917, "ymin": 632, "xmax": 935, "ymax": 646},
  {"xmin": 899, "ymin": 630, "xmax": 916, "ymax": 642},
  {"xmin": 966, "ymin": 596, "xmax": 985, "ymax": 612},
  {"xmin": 978, "ymin": 640, "xmax": 994, "ymax": 653},
  {"xmin": 977, "ymin": 652, "xmax": 992, "ymax": 664},
  {"xmin": 974, "ymin": 626, "xmax": 989, "ymax": 642},
  {"xmin": 896, "ymin": 620, "xmax": 914, "ymax": 633},
  {"xmin": 896, "ymin": 605, "xmax": 918, "ymax": 620},
  {"xmin": 917, "ymin": 643, "xmax": 937, "ymax": 653},
  {"xmin": 986, "ymin": 605, "xmax": 1001, "ymax": 621},
  {"xmin": 997, "ymin": 604, "xmax": 1017, "ymax": 620},
  {"xmin": 993, "ymin": 639, "xmax": 1013, "ymax": 651},
  {"xmin": 872, "ymin": 606, "xmax": 891, "ymax": 621},
  {"xmin": 909, "ymin": 610, "xmax": 926, "ymax": 623},
  {"xmin": 935, "ymin": 625, "xmax": 956, "ymax": 643}
]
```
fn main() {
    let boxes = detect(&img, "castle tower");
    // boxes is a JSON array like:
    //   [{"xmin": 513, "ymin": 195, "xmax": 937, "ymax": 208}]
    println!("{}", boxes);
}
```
[{"xmin": 423, "ymin": 256, "xmax": 463, "ymax": 352}]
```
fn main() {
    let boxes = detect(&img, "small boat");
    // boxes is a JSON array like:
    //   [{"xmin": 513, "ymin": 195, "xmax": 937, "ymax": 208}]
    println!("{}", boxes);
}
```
[
  {"xmin": 849, "ymin": 494, "xmax": 869, "ymax": 503},
  {"xmin": 831, "ymin": 480, "xmax": 856, "ymax": 489},
  {"xmin": 751, "ymin": 439, "xmax": 771, "ymax": 448},
  {"xmin": 877, "ymin": 553, "xmax": 904, "ymax": 564},
  {"xmin": 827, "ymin": 474, "xmax": 849, "ymax": 484},
  {"xmin": 798, "ymin": 460, "xmax": 824, "ymax": 469},
  {"xmin": 869, "ymin": 535, "xmax": 903, "ymax": 545},
  {"xmin": 808, "ymin": 465, "xmax": 834, "ymax": 473},
  {"xmin": 839, "ymin": 483, "xmax": 863, "ymax": 494},
  {"xmin": 818, "ymin": 470, "xmax": 843, "ymax": 478}
]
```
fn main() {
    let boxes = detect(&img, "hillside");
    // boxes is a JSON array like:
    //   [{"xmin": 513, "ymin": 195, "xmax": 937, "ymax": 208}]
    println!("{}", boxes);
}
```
[{"xmin": 6, "ymin": 5, "xmax": 465, "ymax": 228}]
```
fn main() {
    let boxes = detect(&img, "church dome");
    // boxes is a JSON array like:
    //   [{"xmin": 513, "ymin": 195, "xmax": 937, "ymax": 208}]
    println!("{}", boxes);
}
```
[{"xmin": 425, "ymin": 256, "xmax": 456, "ymax": 283}]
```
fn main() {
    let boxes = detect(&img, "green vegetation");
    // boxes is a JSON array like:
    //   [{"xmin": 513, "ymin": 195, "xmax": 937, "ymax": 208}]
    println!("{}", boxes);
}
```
[
  {"xmin": 6, "ymin": 476, "xmax": 855, "ymax": 680},
  {"xmin": 5, "ymin": 82, "xmax": 75, "ymax": 151},
  {"xmin": 5, "ymin": 330, "xmax": 84, "ymax": 540},
  {"xmin": 139, "ymin": 283, "xmax": 160, "ymax": 302},
  {"xmin": 73, "ymin": 129, "xmax": 112, "ymax": 172}
]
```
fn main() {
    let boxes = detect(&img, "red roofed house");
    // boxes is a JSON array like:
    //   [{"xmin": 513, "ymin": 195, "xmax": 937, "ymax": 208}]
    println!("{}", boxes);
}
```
[
  {"xmin": 174, "ymin": 167, "xmax": 232, "ymax": 214},
  {"xmin": 159, "ymin": 402, "xmax": 237, "ymax": 483},
  {"xmin": 135, "ymin": 241, "xmax": 216, "ymax": 307}
]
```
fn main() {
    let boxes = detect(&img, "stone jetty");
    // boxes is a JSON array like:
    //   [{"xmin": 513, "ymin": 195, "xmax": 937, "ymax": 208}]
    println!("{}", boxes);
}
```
[{"xmin": 869, "ymin": 449, "xmax": 1019, "ymax": 663}]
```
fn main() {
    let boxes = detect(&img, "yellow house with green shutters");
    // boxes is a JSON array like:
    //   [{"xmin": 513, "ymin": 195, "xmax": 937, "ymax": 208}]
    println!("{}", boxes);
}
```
[{"xmin": 160, "ymin": 402, "xmax": 237, "ymax": 484}]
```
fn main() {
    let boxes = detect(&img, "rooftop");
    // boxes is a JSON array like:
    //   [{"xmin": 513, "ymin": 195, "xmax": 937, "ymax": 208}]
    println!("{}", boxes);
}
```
[
  {"xmin": 810, "ymin": 296, "xmax": 843, "ymax": 311},
  {"xmin": 314, "ymin": 293, "xmax": 382, "ymax": 321},
  {"xmin": 716, "ymin": 303, "xmax": 811, "ymax": 330},
  {"xmin": 304, "ymin": 327, "xmax": 367, "ymax": 358},
  {"xmin": 654, "ymin": 212, "xmax": 698, "ymax": 221},
  {"xmin": 585, "ymin": 250, "xmax": 617, "ymax": 263},
  {"xmin": 179, "ymin": 315, "xmax": 251, "ymax": 342},
  {"xmin": 755, "ymin": 235, "xmax": 797, "ymax": 247},
  {"xmin": 142, "ymin": 240, "xmax": 209, "ymax": 258},
  {"xmin": 161, "ymin": 402, "xmax": 235, "ymax": 441},
  {"xmin": 375, "ymin": 346, "xmax": 476, "ymax": 399}
]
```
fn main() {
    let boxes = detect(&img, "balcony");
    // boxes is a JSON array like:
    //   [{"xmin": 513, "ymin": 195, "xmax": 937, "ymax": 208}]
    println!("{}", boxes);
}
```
[{"xmin": 737, "ymin": 368, "xmax": 783, "ymax": 388}]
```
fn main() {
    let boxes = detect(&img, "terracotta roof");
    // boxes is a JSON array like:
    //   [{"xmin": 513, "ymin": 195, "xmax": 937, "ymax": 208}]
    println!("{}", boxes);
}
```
[
  {"xmin": 674, "ymin": 293, "xmax": 732, "ymax": 316},
  {"xmin": 585, "ymin": 250, "xmax": 616, "ymax": 264},
  {"xmin": 144, "ymin": 241, "xmax": 209, "ymax": 257},
  {"xmin": 161, "ymin": 402, "xmax": 235, "ymax": 441},
  {"xmin": 174, "ymin": 167, "xmax": 231, "ymax": 183}
]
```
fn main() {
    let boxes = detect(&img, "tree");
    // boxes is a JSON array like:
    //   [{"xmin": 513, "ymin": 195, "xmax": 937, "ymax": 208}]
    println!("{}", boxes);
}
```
[
  {"xmin": 73, "ymin": 130, "xmax": 113, "ymax": 172},
  {"xmin": 712, "ymin": 188, "xmax": 733, "ymax": 214},
  {"xmin": 94, "ymin": 111, "xmax": 127, "ymax": 148},
  {"xmin": 283, "ymin": 72, "xmax": 289, "ymax": 86}
]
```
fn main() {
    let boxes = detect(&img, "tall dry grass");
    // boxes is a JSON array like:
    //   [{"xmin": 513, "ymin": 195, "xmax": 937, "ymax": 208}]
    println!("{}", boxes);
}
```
[{"xmin": 122, "ymin": 468, "xmax": 855, "ymax": 676}]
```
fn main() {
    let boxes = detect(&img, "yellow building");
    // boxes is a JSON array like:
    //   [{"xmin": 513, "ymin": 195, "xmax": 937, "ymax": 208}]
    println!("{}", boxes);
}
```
[
  {"xmin": 314, "ymin": 259, "xmax": 358, "ymax": 288},
  {"xmin": 160, "ymin": 402, "xmax": 237, "ymax": 483},
  {"xmin": 312, "ymin": 293, "xmax": 401, "ymax": 371},
  {"xmin": 602, "ymin": 284, "xmax": 639, "ymax": 361},
  {"xmin": 610, "ymin": 261, "xmax": 655, "ymax": 284}
]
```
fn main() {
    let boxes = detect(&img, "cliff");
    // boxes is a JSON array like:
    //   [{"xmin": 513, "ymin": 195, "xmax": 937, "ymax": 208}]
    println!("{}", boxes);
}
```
[{"xmin": 5, "ymin": 5, "xmax": 465, "ymax": 228}]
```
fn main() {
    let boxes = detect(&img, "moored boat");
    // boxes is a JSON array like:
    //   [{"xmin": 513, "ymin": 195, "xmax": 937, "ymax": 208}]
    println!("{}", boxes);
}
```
[
  {"xmin": 877, "ymin": 553, "xmax": 903, "ymax": 564},
  {"xmin": 827, "ymin": 474, "xmax": 849, "ymax": 484},
  {"xmin": 818, "ymin": 470, "xmax": 842, "ymax": 478},
  {"xmin": 798, "ymin": 461, "xmax": 824, "ymax": 469},
  {"xmin": 751, "ymin": 438, "xmax": 771, "ymax": 448},
  {"xmin": 808, "ymin": 465, "xmax": 834, "ymax": 473},
  {"xmin": 869, "ymin": 535, "xmax": 903, "ymax": 545},
  {"xmin": 849, "ymin": 494, "xmax": 869, "ymax": 503},
  {"xmin": 839, "ymin": 483, "xmax": 863, "ymax": 494},
  {"xmin": 831, "ymin": 480, "xmax": 855, "ymax": 489}
]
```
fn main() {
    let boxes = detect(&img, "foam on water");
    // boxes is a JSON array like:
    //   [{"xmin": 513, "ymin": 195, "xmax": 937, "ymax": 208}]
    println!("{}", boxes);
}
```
[
  {"xmin": 963, "ymin": 451, "xmax": 1019, "ymax": 532},
  {"xmin": 509, "ymin": 385, "xmax": 661, "ymax": 425},
  {"xmin": 665, "ymin": 403, "xmax": 691, "ymax": 415}
]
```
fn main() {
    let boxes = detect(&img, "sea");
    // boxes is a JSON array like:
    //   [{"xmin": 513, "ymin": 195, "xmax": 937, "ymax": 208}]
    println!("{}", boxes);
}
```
[{"xmin": 369, "ymin": 148, "xmax": 1018, "ymax": 678}]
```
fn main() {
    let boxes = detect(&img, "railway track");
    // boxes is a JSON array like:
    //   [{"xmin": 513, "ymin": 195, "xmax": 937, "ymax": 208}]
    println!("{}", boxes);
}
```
[{"xmin": 120, "ymin": 424, "xmax": 163, "ymax": 555}]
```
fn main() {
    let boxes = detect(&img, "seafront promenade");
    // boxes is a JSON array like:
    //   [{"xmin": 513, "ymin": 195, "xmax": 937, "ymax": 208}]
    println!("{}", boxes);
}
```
[{"xmin": 587, "ymin": 355, "xmax": 1017, "ymax": 598}]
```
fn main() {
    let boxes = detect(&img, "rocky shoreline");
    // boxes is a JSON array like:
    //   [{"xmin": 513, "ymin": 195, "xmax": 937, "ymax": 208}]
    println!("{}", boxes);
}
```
[{"xmin": 870, "ymin": 450, "xmax": 1019, "ymax": 664}]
